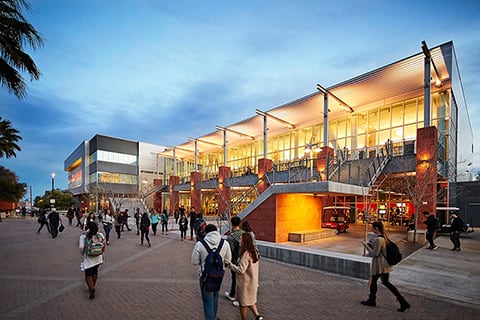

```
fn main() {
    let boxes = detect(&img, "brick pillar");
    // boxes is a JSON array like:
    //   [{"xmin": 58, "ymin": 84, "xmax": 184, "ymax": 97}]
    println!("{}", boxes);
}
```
[
  {"xmin": 218, "ymin": 166, "xmax": 231, "ymax": 217},
  {"xmin": 169, "ymin": 176, "xmax": 180, "ymax": 216},
  {"xmin": 416, "ymin": 126, "xmax": 437, "ymax": 225},
  {"xmin": 190, "ymin": 172, "xmax": 202, "ymax": 212},
  {"xmin": 257, "ymin": 158, "xmax": 273, "ymax": 194},
  {"xmin": 153, "ymin": 179, "xmax": 163, "ymax": 213},
  {"xmin": 316, "ymin": 147, "xmax": 334, "ymax": 181}
]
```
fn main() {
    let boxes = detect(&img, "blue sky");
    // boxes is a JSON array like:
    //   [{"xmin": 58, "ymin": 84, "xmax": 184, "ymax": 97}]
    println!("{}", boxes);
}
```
[{"xmin": 1, "ymin": 0, "xmax": 479, "ymax": 200}]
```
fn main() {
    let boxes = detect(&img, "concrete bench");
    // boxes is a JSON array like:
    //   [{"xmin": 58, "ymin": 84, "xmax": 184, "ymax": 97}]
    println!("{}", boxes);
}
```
[{"xmin": 288, "ymin": 229, "xmax": 338, "ymax": 242}]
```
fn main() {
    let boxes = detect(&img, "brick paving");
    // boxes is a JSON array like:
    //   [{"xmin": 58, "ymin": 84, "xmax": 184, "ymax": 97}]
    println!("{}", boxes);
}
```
[{"xmin": 0, "ymin": 218, "xmax": 478, "ymax": 320}]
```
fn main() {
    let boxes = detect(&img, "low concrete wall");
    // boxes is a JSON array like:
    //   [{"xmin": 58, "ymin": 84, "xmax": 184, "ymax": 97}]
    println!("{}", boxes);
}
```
[{"xmin": 258, "ymin": 242, "xmax": 371, "ymax": 279}]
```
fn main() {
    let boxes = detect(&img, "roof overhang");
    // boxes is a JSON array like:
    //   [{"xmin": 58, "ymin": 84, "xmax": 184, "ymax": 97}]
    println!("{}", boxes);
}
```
[{"xmin": 161, "ymin": 41, "xmax": 453, "ymax": 159}]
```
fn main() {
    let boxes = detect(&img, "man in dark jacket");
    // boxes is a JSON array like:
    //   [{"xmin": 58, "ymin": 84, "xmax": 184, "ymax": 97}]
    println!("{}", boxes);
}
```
[
  {"xmin": 423, "ymin": 211, "xmax": 438, "ymax": 250},
  {"xmin": 449, "ymin": 212, "xmax": 464, "ymax": 251}
]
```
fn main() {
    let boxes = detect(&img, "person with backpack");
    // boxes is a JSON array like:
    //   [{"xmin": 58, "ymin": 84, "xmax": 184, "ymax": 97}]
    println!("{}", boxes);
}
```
[
  {"xmin": 36, "ymin": 209, "xmax": 50, "ymax": 234},
  {"xmin": 191, "ymin": 224, "xmax": 231, "ymax": 320},
  {"xmin": 161, "ymin": 209, "xmax": 168, "ymax": 235},
  {"xmin": 449, "ymin": 212, "xmax": 465, "ymax": 251},
  {"xmin": 423, "ymin": 211, "xmax": 439, "ymax": 250},
  {"xmin": 178, "ymin": 211, "xmax": 188, "ymax": 241},
  {"xmin": 227, "ymin": 232, "xmax": 263, "ymax": 320},
  {"xmin": 225, "ymin": 216, "xmax": 245, "ymax": 305},
  {"xmin": 114, "ymin": 209, "xmax": 123, "ymax": 239},
  {"xmin": 79, "ymin": 221, "xmax": 105, "ymax": 299},
  {"xmin": 360, "ymin": 221, "xmax": 410, "ymax": 312},
  {"xmin": 140, "ymin": 212, "xmax": 151, "ymax": 247},
  {"xmin": 196, "ymin": 216, "xmax": 207, "ymax": 242}
]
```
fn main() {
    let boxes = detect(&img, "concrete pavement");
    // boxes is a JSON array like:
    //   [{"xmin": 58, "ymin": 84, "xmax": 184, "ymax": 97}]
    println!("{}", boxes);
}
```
[{"xmin": 0, "ymin": 218, "xmax": 478, "ymax": 320}]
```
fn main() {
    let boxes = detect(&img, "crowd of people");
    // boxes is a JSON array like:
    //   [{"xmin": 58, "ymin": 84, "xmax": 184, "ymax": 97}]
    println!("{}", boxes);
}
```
[{"xmin": 33, "ymin": 203, "xmax": 468, "ymax": 319}]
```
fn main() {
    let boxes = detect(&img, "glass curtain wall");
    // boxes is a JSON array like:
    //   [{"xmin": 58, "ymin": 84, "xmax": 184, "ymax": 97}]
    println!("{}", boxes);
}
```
[{"xmin": 174, "ymin": 93, "xmax": 449, "ymax": 181}]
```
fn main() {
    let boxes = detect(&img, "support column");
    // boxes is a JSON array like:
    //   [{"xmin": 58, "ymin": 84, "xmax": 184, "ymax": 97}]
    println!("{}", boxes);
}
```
[
  {"xmin": 190, "ymin": 172, "xmax": 202, "ymax": 212},
  {"xmin": 316, "ymin": 147, "xmax": 334, "ymax": 181},
  {"xmin": 153, "ymin": 179, "xmax": 163, "ymax": 213},
  {"xmin": 416, "ymin": 126, "xmax": 437, "ymax": 223},
  {"xmin": 169, "ymin": 176, "xmax": 179, "ymax": 215},
  {"xmin": 257, "ymin": 158, "xmax": 273, "ymax": 194},
  {"xmin": 218, "ymin": 166, "xmax": 231, "ymax": 217}
]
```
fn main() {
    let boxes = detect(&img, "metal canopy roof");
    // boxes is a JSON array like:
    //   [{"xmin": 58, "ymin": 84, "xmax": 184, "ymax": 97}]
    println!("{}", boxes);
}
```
[{"xmin": 160, "ymin": 41, "xmax": 453, "ymax": 159}]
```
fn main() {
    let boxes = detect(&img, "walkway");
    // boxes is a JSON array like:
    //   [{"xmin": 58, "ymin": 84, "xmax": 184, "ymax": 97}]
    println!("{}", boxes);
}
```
[{"xmin": 0, "ymin": 218, "xmax": 478, "ymax": 320}]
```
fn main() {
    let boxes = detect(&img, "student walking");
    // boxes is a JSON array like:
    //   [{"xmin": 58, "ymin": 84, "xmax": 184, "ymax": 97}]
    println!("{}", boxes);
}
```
[
  {"xmin": 449, "ymin": 212, "xmax": 465, "ymax": 251},
  {"xmin": 161, "ymin": 209, "xmax": 168, "ymax": 234},
  {"xmin": 37, "ymin": 209, "xmax": 50, "ymax": 234},
  {"xmin": 361, "ymin": 221, "xmax": 410, "ymax": 312},
  {"xmin": 79, "ymin": 222, "xmax": 105, "ymax": 299},
  {"xmin": 189, "ymin": 207, "xmax": 198, "ymax": 240},
  {"xmin": 150, "ymin": 209, "xmax": 159, "ymax": 235},
  {"xmin": 225, "ymin": 216, "xmax": 245, "ymax": 304},
  {"xmin": 140, "ymin": 212, "xmax": 151, "ymax": 247},
  {"xmin": 102, "ymin": 209, "xmax": 113, "ymax": 245},
  {"xmin": 48, "ymin": 209, "xmax": 63, "ymax": 239},
  {"xmin": 227, "ymin": 232, "xmax": 263, "ymax": 320},
  {"xmin": 122, "ymin": 209, "xmax": 132, "ymax": 231},
  {"xmin": 191, "ymin": 224, "xmax": 231, "ymax": 320},
  {"xmin": 423, "ymin": 211, "xmax": 439, "ymax": 250},
  {"xmin": 114, "ymin": 209, "xmax": 123, "ymax": 239},
  {"xmin": 179, "ymin": 212, "xmax": 188, "ymax": 241},
  {"xmin": 134, "ymin": 208, "xmax": 141, "ymax": 235}
]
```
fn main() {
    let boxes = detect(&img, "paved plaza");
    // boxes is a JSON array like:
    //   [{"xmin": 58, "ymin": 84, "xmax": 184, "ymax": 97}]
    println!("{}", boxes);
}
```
[{"xmin": 0, "ymin": 218, "xmax": 479, "ymax": 320}]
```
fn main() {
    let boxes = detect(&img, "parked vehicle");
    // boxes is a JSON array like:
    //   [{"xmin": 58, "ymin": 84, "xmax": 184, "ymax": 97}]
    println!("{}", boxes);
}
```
[{"xmin": 322, "ymin": 206, "xmax": 350, "ymax": 233}]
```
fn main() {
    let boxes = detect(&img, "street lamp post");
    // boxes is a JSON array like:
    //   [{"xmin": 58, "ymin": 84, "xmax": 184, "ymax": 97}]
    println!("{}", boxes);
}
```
[{"xmin": 51, "ymin": 172, "xmax": 55, "ymax": 193}]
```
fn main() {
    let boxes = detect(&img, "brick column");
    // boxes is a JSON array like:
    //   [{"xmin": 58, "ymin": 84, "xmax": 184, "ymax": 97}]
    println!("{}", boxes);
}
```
[
  {"xmin": 153, "ymin": 179, "xmax": 163, "ymax": 213},
  {"xmin": 218, "ymin": 166, "xmax": 231, "ymax": 217},
  {"xmin": 169, "ymin": 176, "xmax": 180, "ymax": 215},
  {"xmin": 416, "ymin": 126, "xmax": 437, "ymax": 225},
  {"xmin": 316, "ymin": 147, "xmax": 334, "ymax": 181},
  {"xmin": 257, "ymin": 158, "xmax": 273, "ymax": 194},
  {"xmin": 190, "ymin": 172, "xmax": 202, "ymax": 212}
]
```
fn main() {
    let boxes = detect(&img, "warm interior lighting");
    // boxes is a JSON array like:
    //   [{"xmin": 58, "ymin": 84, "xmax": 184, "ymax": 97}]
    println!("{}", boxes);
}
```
[{"xmin": 304, "ymin": 143, "xmax": 322, "ymax": 154}]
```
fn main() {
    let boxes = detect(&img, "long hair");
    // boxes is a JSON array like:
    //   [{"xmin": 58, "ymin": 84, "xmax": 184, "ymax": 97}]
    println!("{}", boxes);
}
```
[
  {"xmin": 86, "ymin": 221, "xmax": 98, "ymax": 239},
  {"xmin": 241, "ymin": 221, "xmax": 253, "ymax": 233},
  {"xmin": 239, "ymin": 232, "xmax": 258, "ymax": 263},
  {"xmin": 372, "ymin": 221, "xmax": 389, "ymax": 240}
]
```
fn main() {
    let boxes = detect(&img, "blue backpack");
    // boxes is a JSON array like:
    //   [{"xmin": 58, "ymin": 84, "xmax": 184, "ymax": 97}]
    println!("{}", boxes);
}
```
[{"xmin": 200, "ymin": 239, "xmax": 225, "ymax": 292}]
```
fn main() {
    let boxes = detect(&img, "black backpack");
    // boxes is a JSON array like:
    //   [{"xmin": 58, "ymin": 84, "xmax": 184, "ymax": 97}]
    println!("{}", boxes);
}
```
[
  {"xmin": 382, "ymin": 238, "xmax": 402, "ymax": 265},
  {"xmin": 200, "ymin": 239, "xmax": 225, "ymax": 292}
]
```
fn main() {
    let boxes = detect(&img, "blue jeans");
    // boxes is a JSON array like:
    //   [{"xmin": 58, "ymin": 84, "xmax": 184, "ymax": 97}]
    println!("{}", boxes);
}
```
[{"xmin": 200, "ymin": 286, "xmax": 219, "ymax": 320}]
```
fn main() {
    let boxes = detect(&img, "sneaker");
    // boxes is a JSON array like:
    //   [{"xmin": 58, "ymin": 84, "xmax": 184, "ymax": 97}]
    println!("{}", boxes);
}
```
[
  {"xmin": 225, "ymin": 292, "xmax": 235, "ymax": 301},
  {"xmin": 233, "ymin": 301, "xmax": 239, "ymax": 307},
  {"xmin": 432, "ymin": 246, "xmax": 438, "ymax": 250}
]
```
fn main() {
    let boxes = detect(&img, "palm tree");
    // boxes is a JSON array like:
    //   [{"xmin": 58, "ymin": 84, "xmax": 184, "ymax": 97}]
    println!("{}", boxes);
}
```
[
  {"xmin": 0, "ymin": 116, "xmax": 22, "ymax": 158},
  {"xmin": 0, "ymin": 0, "xmax": 43, "ymax": 99}
]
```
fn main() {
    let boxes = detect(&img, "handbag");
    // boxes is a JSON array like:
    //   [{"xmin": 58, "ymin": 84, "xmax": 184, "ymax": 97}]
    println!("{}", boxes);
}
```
[{"xmin": 59, "ymin": 224, "xmax": 65, "ymax": 232}]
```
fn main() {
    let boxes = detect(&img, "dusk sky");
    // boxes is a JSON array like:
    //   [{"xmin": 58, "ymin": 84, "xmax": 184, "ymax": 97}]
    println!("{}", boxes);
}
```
[{"xmin": 1, "ymin": 0, "xmax": 479, "ymax": 200}]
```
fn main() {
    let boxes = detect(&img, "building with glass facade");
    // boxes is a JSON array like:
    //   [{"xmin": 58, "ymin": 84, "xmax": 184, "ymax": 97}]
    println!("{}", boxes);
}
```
[
  {"xmin": 64, "ymin": 134, "xmax": 167, "ymax": 212},
  {"xmin": 155, "ymin": 41, "xmax": 473, "ymax": 242}
]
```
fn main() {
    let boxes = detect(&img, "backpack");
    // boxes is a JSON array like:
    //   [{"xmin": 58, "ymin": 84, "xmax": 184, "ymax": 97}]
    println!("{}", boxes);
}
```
[
  {"xmin": 85, "ymin": 233, "xmax": 106, "ymax": 256},
  {"xmin": 117, "ymin": 214, "xmax": 124, "ymax": 224},
  {"xmin": 200, "ymin": 239, "xmax": 225, "ymax": 292},
  {"xmin": 382, "ymin": 238, "xmax": 402, "ymax": 265},
  {"xmin": 196, "ymin": 219, "xmax": 207, "ymax": 239}
]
